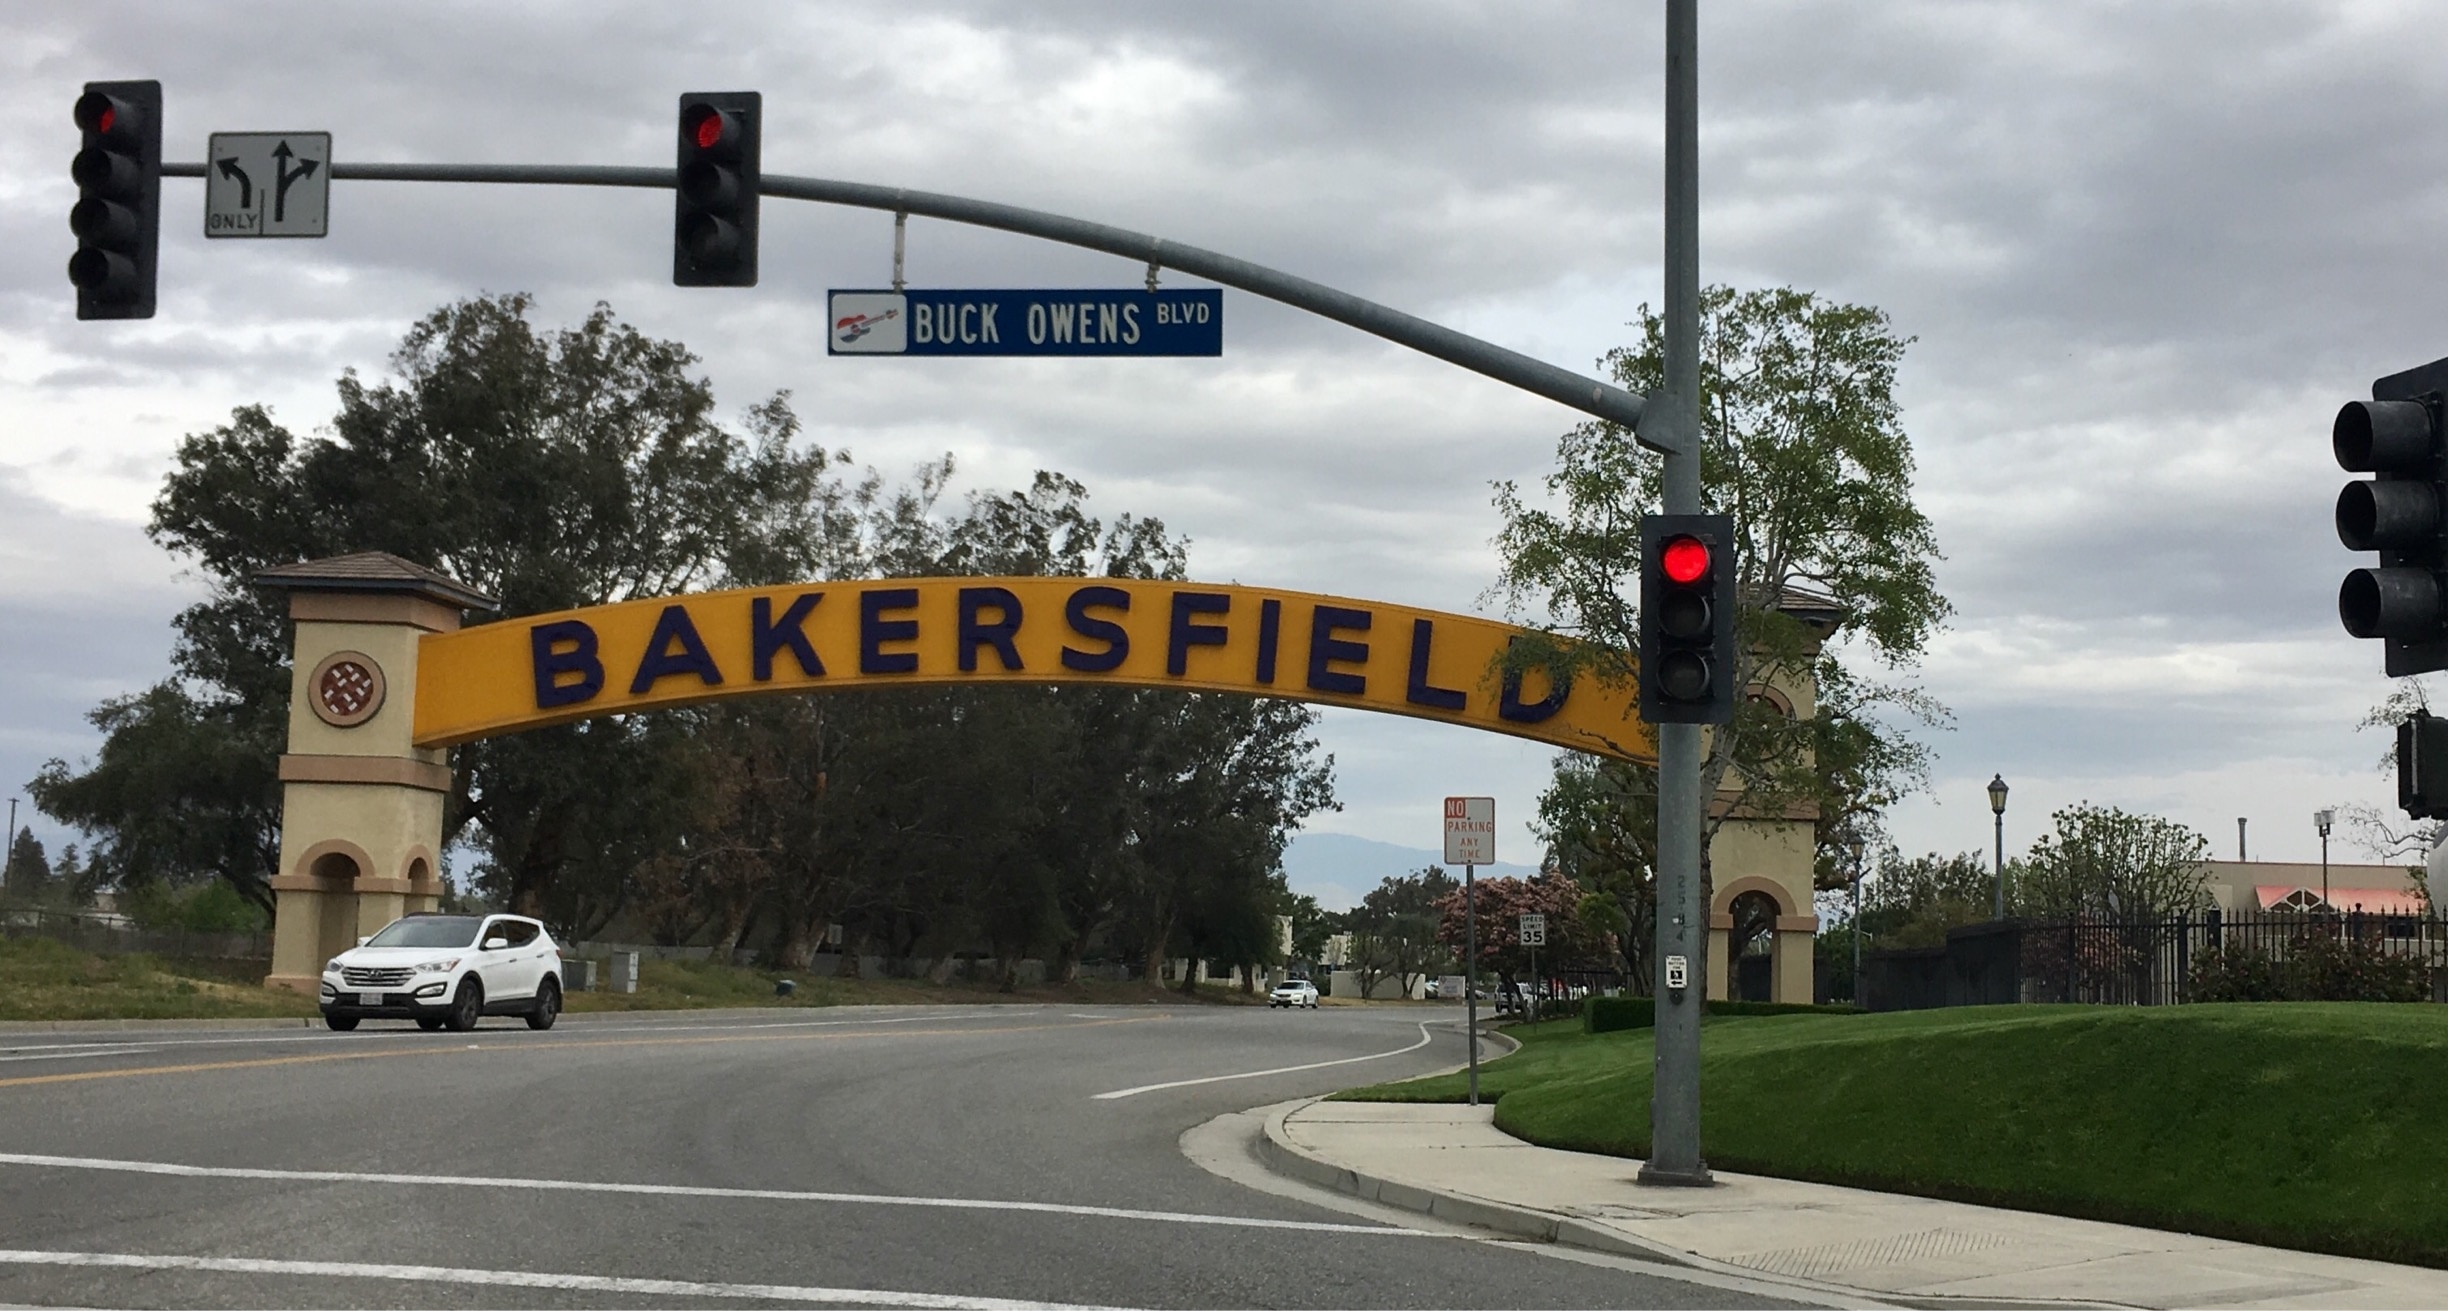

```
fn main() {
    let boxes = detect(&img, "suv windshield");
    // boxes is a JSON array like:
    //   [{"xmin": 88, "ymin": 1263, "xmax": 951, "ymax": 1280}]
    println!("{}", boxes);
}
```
[{"xmin": 364, "ymin": 915, "xmax": 482, "ymax": 949}]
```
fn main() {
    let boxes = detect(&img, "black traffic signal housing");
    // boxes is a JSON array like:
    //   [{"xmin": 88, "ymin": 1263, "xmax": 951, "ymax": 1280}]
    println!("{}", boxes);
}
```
[
  {"xmin": 674, "ymin": 91, "xmax": 761, "ymax": 286},
  {"xmin": 1640, "ymin": 514, "xmax": 1737, "ymax": 724},
  {"xmin": 68, "ymin": 80, "xmax": 162, "ymax": 320},
  {"xmin": 2399, "ymin": 711, "xmax": 2448, "ymax": 820},
  {"xmin": 2335, "ymin": 354, "xmax": 2448, "ymax": 674}
]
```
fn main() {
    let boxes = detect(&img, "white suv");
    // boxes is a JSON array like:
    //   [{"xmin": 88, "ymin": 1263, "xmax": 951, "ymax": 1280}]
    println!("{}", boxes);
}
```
[{"xmin": 320, "ymin": 912, "xmax": 563, "ymax": 1032}]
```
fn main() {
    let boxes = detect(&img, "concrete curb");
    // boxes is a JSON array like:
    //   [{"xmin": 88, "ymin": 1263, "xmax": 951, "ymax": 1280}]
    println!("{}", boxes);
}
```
[
  {"xmin": 1254, "ymin": 1098, "xmax": 1696, "ymax": 1266},
  {"xmin": 1253, "ymin": 1101, "xmax": 2136, "ymax": 1309}
]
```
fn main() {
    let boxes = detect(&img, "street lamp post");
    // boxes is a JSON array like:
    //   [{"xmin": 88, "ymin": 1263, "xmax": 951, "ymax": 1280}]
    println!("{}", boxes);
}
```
[
  {"xmin": 2315, "ymin": 808, "xmax": 2335, "ymax": 907},
  {"xmin": 1847, "ymin": 836, "xmax": 1866, "ymax": 1002},
  {"xmin": 1987, "ymin": 774, "xmax": 2010, "ymax": 919}
]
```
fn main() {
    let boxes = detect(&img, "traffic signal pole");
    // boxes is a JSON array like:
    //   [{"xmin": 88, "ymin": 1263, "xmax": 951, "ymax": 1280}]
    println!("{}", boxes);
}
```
[
  {"xmin": 150, "ymin": 161, "xmax": 1671, "ymax": 449},
  {"xmin": 1638, "ymin": 0, "xmax": 1712, "ymax": 1188}
]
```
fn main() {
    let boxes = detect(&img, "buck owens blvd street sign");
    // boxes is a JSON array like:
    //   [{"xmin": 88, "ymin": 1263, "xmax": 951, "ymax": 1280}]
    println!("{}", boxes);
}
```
[{"xmin": 828, "ymin": 288, "xmax": 1221, "ymax": 356}]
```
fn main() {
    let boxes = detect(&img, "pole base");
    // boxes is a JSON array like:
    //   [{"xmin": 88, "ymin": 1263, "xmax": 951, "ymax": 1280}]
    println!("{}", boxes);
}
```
[{"xmin": 1635, "ymin": 1161, "xmax": 1715, "ymax": 1188}]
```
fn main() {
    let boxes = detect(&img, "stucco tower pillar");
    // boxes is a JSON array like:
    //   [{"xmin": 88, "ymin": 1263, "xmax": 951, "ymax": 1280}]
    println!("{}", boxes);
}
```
[
  {"xmin": 256, "ymin": 552, "xmax": 496, "ymax": 993},
  {"xmin": 1702, "ymin": 588, "xmax": 1845, "ymax": 1006}
]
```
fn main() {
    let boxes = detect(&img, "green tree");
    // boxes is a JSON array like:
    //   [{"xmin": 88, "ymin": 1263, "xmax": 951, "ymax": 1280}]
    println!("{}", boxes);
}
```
[
  {"xmin": 33, "ymin": 294, "xmax": 836, "ymax": 918},
  {"xmin": 1492, "ymin": 286, "xmax": 1949, "ymax": 917},
  {"xmin": 53, "ymin": 844, "xmax": 91, "ymax": 907},
  {"xmin": 34, "ymin": 294, "xmax": 1345, "ymax": 972},
  {"xmin": 2345, "ymin": 680, "xmax": 2443, "ymax": 893},
  {"xmin": 3, "ymin": 827, "xmax": 51, "ymax": 904},
  {"xmin": 1279, "ymin": 890, "xmax": 1333, "ymax": 966},
  {"xmin": 1858, "ymin": 849, "xmax": 1996, "ymax": 945},
  {"xmin": 642, "ymin": 462, "xmax": 1336, "ymax": 987},
  {"xmin": 1348, "ymin": 867, "xmax": 1458, "ymax": 998},
  {"xmin": 1539, "ymin": 754, "xmax": 1657, "ymax": 989},
  {"xmin": 1433, "ymin": 872, "xmax": 1594, "ymax": 993},
  {"xmin": 2019, "ymin": 804, "xmax": 2210, "ymax": 919},
  {"xmin": 30, "ymin": 685, "xmax": 279, "ymax": 909}
]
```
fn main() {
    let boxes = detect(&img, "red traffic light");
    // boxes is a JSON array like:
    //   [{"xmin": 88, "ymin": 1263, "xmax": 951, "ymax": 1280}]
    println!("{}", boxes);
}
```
[
  {"xmin": 70, "ymin": 80, "xmax": 160, "ymax": 321},
  {"xmin": 674, "ymin": 91, "xmax": 760, "ymax": 288},
  {"xmin": 1660, "ymin": 534, "xmax": 1710, "ymax": 585},
  {"xmin": 685, "ymin": 104, "xmax": 729, "ymax": 152},
  {"xmin": 73, "ymin": 90, "xmax": 131, "ymax": 138}
]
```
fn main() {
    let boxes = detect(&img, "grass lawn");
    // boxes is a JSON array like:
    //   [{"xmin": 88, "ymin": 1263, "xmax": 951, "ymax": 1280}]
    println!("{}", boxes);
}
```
[
  {"xmin": 1340, "ymin": 1004, "xmax": 2448, "ymax": 1268},
  {"xmin": 0, "ymin": 937, "xmax": 319, "ymax": 1021}
]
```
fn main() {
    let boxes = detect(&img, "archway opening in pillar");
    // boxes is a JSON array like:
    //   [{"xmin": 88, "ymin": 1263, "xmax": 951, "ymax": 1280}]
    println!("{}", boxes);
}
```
[{"xmin": 1728, "ymin": 890, "xmax": 1778, "ymax": 1003}]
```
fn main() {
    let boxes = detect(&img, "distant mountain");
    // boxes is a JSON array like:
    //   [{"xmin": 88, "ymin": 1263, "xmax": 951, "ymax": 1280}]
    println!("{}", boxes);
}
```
[{"xmin": 1280, "ymin": 831, "xmax": 1540, "ymax": 912}]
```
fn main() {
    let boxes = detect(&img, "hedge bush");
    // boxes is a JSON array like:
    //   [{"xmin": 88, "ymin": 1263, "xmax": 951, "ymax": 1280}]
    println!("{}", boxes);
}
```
[
  {"xmin": 1585, "ymin": 995, "xmax": 1655, "ymax": 1033},
  {"xmin": 1583, "ymin": 995, "xmax": 1859, "ymax": 1033},
  {"xmin": 2190, "ymin": 932, "xmax": 2432, "ymax": 1003}
]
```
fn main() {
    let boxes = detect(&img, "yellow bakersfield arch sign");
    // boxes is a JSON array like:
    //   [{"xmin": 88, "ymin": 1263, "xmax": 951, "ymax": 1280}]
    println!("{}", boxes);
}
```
[{"xmin": 411, "ymin": 576, "xmax": 1652, "ymax": 761}]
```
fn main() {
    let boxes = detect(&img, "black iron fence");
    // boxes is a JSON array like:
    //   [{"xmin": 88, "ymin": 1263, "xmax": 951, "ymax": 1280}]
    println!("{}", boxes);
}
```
[{"xmin": 1861, "ymin": 910, "xmax": 2448, "ymax": 1011}]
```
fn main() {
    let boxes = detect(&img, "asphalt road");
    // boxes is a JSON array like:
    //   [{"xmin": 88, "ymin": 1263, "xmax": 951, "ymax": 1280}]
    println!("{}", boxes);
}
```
[{"xmin": 0, "ymin": 1004, "xmax": 1809, "ymax": 1309}]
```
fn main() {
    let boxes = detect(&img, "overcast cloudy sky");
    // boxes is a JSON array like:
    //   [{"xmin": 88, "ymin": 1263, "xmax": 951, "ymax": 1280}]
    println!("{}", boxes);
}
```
[{"xmin": 4, "ymin": 2, "xmax": 2439, "ymax": 901}]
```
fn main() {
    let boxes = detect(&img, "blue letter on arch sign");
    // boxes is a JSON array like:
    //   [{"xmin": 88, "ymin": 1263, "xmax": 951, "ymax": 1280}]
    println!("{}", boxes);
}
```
[
  {"xmin": 531, "ymin": 620, "xmax": 605, "ymax": 709},
  {"xmin": 629, "ymin": 605, "xmax": 725, "ymax": 694}
]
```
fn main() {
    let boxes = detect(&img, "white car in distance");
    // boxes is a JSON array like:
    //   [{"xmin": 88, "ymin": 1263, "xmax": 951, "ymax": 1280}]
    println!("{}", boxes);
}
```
[
  {"xmin": 1269, "ymin": 978, "xmax": 1320, "ymax": 1009},
  {"xmin": 320, "ymin": 912, "xmax": 563, "ymax": 1033}
]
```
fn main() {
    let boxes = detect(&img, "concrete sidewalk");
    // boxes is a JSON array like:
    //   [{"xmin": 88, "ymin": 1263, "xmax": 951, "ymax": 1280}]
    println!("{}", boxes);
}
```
[{"xmin": 1260, "ymin": 1099, "xmax": 2448, "ymax": 1309}]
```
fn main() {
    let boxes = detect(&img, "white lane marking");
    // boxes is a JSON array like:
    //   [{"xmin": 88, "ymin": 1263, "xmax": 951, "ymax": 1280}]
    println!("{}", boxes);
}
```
[
  {"xmin": 0, "ymin": 1045, "xmax": 157, "ymax": 1064},
  {"xmin": 0, "ymin": 1152, "xmax": 1431, "ymax": 1238},
  {"xmin": 0, "ymin": 1249, "xmax": 1127, "ymax": 1309},
  {"xmin": 0, "ymin": 1011, "xmax": 986, "ymax": 1061},
  {"xmin": 1092, "ymin": 1021, "xmax": 1438, "ymax": 1099}
]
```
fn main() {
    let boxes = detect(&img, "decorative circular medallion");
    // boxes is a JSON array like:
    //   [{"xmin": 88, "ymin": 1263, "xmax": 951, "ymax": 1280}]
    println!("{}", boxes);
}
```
[{"xmin": 309, "ymin": 651, "xmax": 386, "ymax": 728}]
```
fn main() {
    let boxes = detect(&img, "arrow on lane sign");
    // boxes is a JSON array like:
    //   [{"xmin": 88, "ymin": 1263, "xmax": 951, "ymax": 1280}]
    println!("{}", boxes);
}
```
[
  {"xmin": 271, "ymin": 140, "xmax": 318, "ymax": 224},
  {"xmin": 213, "ymin": 157, "xmax": 253, "ymax": 209}
]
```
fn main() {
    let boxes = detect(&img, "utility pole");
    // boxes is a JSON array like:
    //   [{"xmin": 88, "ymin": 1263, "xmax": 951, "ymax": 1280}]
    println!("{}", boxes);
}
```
[{"xmin": 1640, "ymin": 0, "xmax": 1711, "ymax": 1189}]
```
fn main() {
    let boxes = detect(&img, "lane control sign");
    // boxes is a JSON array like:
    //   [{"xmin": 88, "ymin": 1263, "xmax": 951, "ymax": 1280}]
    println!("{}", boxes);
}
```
[{"xmin": 204, "ymin": 132, "xmax": 330, "ymax": 237}]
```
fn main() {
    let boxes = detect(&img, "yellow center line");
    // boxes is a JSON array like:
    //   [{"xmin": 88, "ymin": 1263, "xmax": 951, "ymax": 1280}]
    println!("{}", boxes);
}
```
[{"xmin": 0, "ymin": 1014, "xmax": 1160, "ymax": 1092}]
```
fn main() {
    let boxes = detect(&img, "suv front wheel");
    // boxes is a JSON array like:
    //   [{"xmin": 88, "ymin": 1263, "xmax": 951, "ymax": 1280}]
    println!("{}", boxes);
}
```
[{"xmin": 445, "ymin": 977, "xmax": 484, "ymax": 1032}]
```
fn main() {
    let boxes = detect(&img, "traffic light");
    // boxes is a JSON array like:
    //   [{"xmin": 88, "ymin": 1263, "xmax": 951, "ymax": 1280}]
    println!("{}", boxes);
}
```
[
  {"xmin": 2398, "ymin": 711, "xmax": 2448, "ymax": 819},
  {"xmin": 2335, "ymin": 355, "xmax": 2448, "ymax": 674},
  {"xmin": 1639, "ymin": 514, "xmax": 1736, "ymax": 724},
  {"xmin": 67, "ymin": 80, "xmax": 162, "ymax": 320},
  {"xmin": 674, "ymin": 91, "xmax": 760, "ymax": 287}
]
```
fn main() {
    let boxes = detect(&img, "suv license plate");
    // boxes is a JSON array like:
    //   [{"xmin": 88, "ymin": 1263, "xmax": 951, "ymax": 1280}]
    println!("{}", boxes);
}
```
[{"xmin": 359, "ymin": 992, "xmax": 383, "ymax": 1006}]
